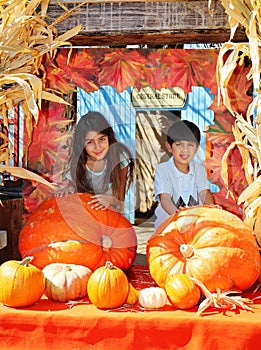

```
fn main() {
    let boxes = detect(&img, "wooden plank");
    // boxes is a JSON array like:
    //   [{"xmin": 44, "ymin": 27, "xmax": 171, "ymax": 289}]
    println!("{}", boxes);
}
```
[
  {"xmin": 0, "ymin": 201, "xmax": 12, "ymax": 263},
  {"xmin": 48, "ymin": 1, "xmax": 247, "ymax": 45},
  {"xmin": 10, "ymin": 199, "xmax": 23, "ymax": 261},
  {"xmin": 58, "ymin": 0, "xmax": 216, "ymax": 3},
  {"xmin": 0, "ymin": 199, "xmax": 23, "ymax": 264},
  {"xmin": 69, "ymin": 30, "xmax": 246, "ymax": 46}
]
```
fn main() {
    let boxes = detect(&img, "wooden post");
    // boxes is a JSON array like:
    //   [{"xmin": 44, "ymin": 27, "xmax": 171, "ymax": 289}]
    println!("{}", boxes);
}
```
[{"xmin": 0, "ymin": 198, "xmax": 23, "ymax": 264}]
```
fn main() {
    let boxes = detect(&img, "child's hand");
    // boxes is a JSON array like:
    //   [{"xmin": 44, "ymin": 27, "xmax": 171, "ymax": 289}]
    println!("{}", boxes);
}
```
[
  {"xmin": 88, "ymin": 194, "xmax": 113, "ymax": 210},
  {"xmin": 55, "ymin": 184, "xmax": 75, "ymax": 197}
]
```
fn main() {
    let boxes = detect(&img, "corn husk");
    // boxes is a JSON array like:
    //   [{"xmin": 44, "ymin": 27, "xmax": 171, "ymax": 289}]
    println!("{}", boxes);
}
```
[
  {"xmin": 0, "ymin": 0, "xmax": 82, "ymax": 151},
  {"xmin": 210, "ymin": 0, "xmax": 261, "ymax": 245},
  {"xmin": 0, "ymin": 165, "xmax": 55, "ymax": 189},
  {"xmin": 0, "ymin": 0, "xmax": 82, "ymax": 186}
]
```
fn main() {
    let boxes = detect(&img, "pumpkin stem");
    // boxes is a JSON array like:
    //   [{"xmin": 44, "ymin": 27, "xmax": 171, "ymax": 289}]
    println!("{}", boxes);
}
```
[
  {"xmin": 20, "ymin": 256, "xmax": 34, "ymax": 266},
  {"xmin": 105, "ymin": 261, "xmax": 114, "ymax": 270},
  {"xmin": 102, "ymin": 235, "xmax": 113, "ymax": 249},
  {"xmin": 180, "ymin": 244, "xmax": 194, "ymax": 258}
]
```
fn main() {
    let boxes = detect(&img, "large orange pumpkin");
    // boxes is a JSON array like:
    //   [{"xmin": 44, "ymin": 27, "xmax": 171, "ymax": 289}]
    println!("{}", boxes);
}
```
[
  {"xmin": 19, "ymin": 193, "xmax": 137, "ymax": 271},
  {"xmin": 147, "ymin": 206, "xmax": 261, "ymax": 292}
]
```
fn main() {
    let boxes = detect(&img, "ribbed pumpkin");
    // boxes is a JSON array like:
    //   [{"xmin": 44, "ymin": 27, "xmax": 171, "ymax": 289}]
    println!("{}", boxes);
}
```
[
  {"xmin": 43, "ymin": 263, "xmax": 92, "ymax": 302},
  {"xmin": 147, "ymin": 206, "xmax": 261, "ymax": 292},
  {"xmin": 165, "ymin": 274, "xmax": 201, "ymax": 309},
  {"xmin": 0, "ymin": 257, "xmax": 45, "ymax": 307},
  {"xmin": 139, "ymin": 287, "xmax": 167, "ymax": 309},
  {"xmin": 87, "ymin": 261, "xmax": 129, "ymax": 309},
  {"xmin": 19, "ymin": 193, "xmax": 137, "ymax": 271}
]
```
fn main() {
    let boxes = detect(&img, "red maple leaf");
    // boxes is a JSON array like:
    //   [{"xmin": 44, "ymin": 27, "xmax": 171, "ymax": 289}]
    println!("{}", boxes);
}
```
[
  {"xmin": 25, "ymin": 103, "xmax": 72, "ymax": 177},
  {"xmin": 151, "ymin": 49, "xmax": 218, "ymax": 93},
  {"xmin": 44, "ymin": 55, "xmax": 76, "ymax": 93},
  {"xmin": 23, "ymin": 182, "xmax": 54, "ymax": 219},
  {"xmin": 226, "ymin": 61, "xmax": 253, "ymax": 115},
  {"xmin": 23, "ymin": 102, "xmax": 72, "ymax": 218},
  {"xmin": 98, "ymin": 49, "xmax": 147, "ymax": 92},
  {"xmin": 143, "ymin": 50, "xmax": 169, "ymax": 90},
  {"xmin": 213, "ymin": 188, "xmax": 243, "ymax": 219},
  {"xmin": 56, "ymin": 50, "xmax": 99, "ymax": 92},
  {"xmin": 206, "ymin": 133, "xmax": 233, "ymax": 186},
  {"xmin": 206, "ymin": 101, "xmax": 248, "ymax": 216}
]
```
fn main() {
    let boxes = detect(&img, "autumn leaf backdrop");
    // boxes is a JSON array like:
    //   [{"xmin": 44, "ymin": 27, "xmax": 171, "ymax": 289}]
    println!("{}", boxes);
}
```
[
  {"xmin": 1, "ymin": 0, "xmax": 260, "ymax": 244},
  {"xmin": 19, "ymin": 47, "xmax": 250, "ymax": 218}
]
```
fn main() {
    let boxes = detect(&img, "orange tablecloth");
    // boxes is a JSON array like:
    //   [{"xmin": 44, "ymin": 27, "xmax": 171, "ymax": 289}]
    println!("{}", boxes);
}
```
[{"xmin": 0, "ymin": 265, "xmax": 261, "ymax": 350}]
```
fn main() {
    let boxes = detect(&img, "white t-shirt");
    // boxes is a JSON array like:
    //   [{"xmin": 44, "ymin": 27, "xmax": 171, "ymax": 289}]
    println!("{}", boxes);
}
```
[{"xmin": 154, "ymin": 157, "xmax": 210, "ymax": 229}]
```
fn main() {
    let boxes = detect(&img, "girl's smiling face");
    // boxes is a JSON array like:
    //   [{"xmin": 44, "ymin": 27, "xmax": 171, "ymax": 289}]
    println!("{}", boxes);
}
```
[
  {"xmin": 166, "ymin": 140, "xmax": 199, "ymax": 173},
  {"xmin": 84, "ymin": 130, "xmax": 110, "ymax": 162}
]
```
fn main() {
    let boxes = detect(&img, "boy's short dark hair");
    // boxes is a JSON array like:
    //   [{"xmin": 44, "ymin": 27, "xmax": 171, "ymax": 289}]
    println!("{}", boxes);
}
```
[{"xmin": 167, "ymin": 120, "xmax": 201, "ymax": 146}]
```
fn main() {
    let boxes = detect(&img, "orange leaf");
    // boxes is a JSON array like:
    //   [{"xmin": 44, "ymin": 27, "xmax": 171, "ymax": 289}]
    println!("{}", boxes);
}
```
[
  {"xmin": 98, "ymin": 49, "xmax": 147, "ymax": 92},
  {"xmin": 56, "ymin": 50, "xmax": 99, "ymax": 93}
]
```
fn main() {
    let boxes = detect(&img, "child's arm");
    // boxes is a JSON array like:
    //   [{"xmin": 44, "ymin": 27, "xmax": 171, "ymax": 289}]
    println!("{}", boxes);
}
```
[
  {"xmin": 199, "ymin": 189, "xmax": 214, "ymax": 205},
  {"xmin": 158, "ymin": 193, "xmax": 178, "ymax": 215}
]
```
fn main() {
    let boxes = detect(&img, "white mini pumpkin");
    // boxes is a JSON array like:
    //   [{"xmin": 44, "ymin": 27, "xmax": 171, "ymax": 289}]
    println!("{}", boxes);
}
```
[
  {"xmin": 43, "ymin": 263, "xmax": 92, "ymax": 302},
  {"xmin": 139, "ymin": 287, "xmax": 167, "ymax": 309}
]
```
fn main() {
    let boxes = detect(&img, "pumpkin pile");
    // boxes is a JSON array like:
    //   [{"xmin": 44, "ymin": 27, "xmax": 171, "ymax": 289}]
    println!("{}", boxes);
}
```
[
  {"xmin": 1, "ymin": 204, "xmax": 260, "ymax": 314},
  {"xmin": 19, "ymin": 193, "xmax": 137, "ymax": 271},
  {"xmin": 0, "ymin": 258, "xmax": 141, "ymax": 309},
  {"xmin": 147, "ymin": 205, "xmax": 261, "ymax": 293}
]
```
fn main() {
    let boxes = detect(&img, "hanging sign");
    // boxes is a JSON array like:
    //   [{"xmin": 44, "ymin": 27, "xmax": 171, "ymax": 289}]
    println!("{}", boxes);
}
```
[{"xmin": 131, "ymin": 86, "xmax": 187, "ymax": 109}]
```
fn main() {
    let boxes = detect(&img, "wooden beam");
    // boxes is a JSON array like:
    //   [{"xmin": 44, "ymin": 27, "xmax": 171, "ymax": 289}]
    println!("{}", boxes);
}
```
[
  {"xmin": 48, "ymin": 1, "xmax": 247, "ymax": 46},
  {"xmin": 68, "ymin": 30, "xmax": 247, "ymax": 47}
]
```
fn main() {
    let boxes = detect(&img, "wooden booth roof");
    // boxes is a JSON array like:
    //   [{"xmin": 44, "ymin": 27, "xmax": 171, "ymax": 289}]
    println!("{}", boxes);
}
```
[{"xmin": 47, "ymin": 0, "xmax": 247, "ymax": 46}]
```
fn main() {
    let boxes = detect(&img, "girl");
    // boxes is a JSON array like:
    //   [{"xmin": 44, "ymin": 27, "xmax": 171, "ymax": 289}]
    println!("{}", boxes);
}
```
[{"xmin": 56, "ymin": 111, "xmax": 135, "ymax": 212}]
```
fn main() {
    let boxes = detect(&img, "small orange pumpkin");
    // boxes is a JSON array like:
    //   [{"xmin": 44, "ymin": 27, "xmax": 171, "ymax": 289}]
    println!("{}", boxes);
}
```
[
  {"xmin": 87, "ymin": 261, "xmax": 129, "ymax": 309},
  {"xmin": 165, "ymin": 274, "xmax": 201, "ymax": 309},
  {"xmin": 147, "ymin": 206, "xmax": 261, "ymax": 292},
  {"xmin": 19, "ymin": 193, "xmax": 137, "ymax": 271},
  {"xmin": 0, "ymin": 257, "xmax": 45, "ymax": 307}
]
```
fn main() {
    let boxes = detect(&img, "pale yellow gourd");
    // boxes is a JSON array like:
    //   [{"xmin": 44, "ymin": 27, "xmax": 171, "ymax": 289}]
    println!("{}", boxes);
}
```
[
  {"xmin": 43, "ymin": 263, "xmax": 92, "ymax": 302},
  {"xmin": 139, "ymin": 287, "xmax": 167, "ymax": 309}
]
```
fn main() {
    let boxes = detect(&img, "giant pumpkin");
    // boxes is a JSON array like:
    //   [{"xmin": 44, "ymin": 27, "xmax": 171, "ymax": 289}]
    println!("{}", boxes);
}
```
[
  {"xmin": 19, "ymin": 193, "xmax": 137, "ymax": 270},
  {"xmin": 147, "ymin": 206, "xmax": 261, "ymax": 292}
]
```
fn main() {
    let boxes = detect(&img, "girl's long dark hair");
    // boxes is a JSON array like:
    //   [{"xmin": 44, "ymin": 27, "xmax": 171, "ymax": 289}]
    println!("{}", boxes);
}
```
[{"xmin": 69, "ymin": 111, "xmax": 134, "ymax": 202}]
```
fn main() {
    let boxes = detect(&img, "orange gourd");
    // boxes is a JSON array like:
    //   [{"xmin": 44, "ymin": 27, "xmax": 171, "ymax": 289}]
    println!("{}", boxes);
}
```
[
  {"xmin": 87, "ymin": 261, "xmax": 129, "ymax": 309},
  {"xmin": 125, "ymin": 283, "xmax": 140, "ymax": 305},
  {"xmin": 147, "ymin": 206, "xmax": 261, "ymax": 292},
  {"xmin": 165, "ymin": 274, "xmax": 201, "ymax": 309},
  {"xmin": 19, "ymin": 193, "xmax": 137, "ymax": 271},
  {"xmin": 0, "ymin": 257, "xmax": 45, "ymax": 307}
]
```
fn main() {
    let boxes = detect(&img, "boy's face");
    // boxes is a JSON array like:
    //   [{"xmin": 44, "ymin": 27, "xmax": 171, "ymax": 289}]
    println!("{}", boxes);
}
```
[{"xmin": 166, "ymin": 140, "xmax": 199, "ymax": 169}]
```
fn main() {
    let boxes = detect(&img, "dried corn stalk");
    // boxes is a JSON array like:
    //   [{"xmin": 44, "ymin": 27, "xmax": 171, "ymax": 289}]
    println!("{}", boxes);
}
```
[
  {"xmin": 0, "ymin": 0, "xmax": 83, "ymax": 191},
  {"xmin": 0, "ymin": 0, "xmax": 82, "ymax": 175},
  {"xmin": 211, "ymin": 0, "xmax": 261, "ymax": 245}
]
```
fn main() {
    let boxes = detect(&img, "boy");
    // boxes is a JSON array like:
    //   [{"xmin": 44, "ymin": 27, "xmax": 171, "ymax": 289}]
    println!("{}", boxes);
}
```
[{"xmin": 154, "ymin": 119, "xmax": 214, "ymax": 230}]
